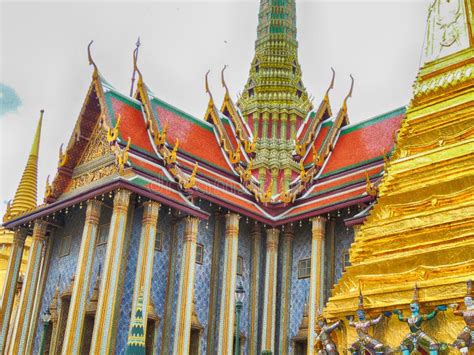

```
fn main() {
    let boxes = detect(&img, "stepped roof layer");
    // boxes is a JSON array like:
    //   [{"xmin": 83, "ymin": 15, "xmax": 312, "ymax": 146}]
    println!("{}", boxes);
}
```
[{"xmin": 3, "ymin": 60, "xmax": 404, "ymax": 228}]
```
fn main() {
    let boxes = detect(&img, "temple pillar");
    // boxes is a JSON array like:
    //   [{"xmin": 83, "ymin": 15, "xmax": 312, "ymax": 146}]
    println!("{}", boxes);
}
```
[
  {"xmin": 206, "ymin": 212, "xmax": 223, "ymax": 355},
  {"xmin": 217, "ymin": 213, "xmax": 240, "ymax": 355},
  {"xmin": 125, "ymin": 201, "xmax": 160, "ymax": 352},
  {"xmin": 61, "ymin": 199, "xmax": 102, "ymax": 354},
  {"xmin": 278, "ymin": 224, "xmax": 294, "ymax": 355},
  {"xmin": 0, "ymin": 228, "xmax": 27, "ymax": 353},
  {"xmin": 90, "ymin": 189, "xmax": 132, "ymax": 355},
  {"xmin": 8, "ymin": 220, "xmax": 48, "ymax": 354},
  {"xmin": 248, "ymin": 223, "xmax": 262, "ymax": 355},
  {"xmin": 308, "ymin": 217, "xmax": 326, "ymax": 355},
  {"xmin": 172, "ymin": 216, "xmax": 200, "ymax": 354},
  {"xmin": 261, "ymin": 228, "xmax": 279, "ymax": 353},
  {"xmin": 25, "ymin": 232, "xmax": 52, "ymax": 354}
]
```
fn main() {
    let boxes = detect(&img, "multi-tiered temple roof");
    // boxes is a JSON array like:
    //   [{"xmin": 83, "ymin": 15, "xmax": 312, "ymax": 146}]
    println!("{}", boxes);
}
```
[{"xmin": 3, "ymin": 1, "xmax": 405, "ymax": 230}]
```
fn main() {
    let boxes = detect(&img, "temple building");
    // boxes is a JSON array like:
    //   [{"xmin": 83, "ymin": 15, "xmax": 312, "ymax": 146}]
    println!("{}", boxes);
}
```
[{"xmin": 0, "ymin": 0, "xmax": 472, "ymax": 354}]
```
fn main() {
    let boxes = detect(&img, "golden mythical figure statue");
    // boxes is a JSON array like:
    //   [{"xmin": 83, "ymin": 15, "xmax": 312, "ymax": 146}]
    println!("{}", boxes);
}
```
[{"xmin": 451, "ymin": 280, "xmax": 474, "ymax": 354}]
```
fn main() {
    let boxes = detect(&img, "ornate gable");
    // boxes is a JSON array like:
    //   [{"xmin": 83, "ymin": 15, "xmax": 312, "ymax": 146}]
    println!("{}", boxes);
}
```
[{"xmin": 68, "ymin": 122, "xmax": 117, "ymax": 192}]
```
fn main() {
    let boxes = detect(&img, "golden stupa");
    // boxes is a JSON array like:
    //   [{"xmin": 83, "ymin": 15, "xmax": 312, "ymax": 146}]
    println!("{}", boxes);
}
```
[
  {"xmin": 0, "ymin": 112, "xmax": 43, "ymax": 292},
  {"xmin": 325, "ymin": 0, "xmax": 474, "ymax": 352}
]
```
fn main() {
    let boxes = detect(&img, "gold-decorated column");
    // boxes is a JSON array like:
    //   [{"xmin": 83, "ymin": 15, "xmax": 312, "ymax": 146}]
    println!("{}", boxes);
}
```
[
  {"xmin": 0, "ymin": 229, "xmax": 27, "ymax": 353},
  {"xmin": 8, "ymin": 220, "xmax": 48, "ymax": 354},
  {"xmin": 90, "ymin": 189, "xmax": 132, "ymax": 354},
  {"xmin": 172, "ymin": 216, "xmax": 200, "ymax": 354},
  {"xmin": 125, "ymin": 201, "xmax": 160, "ymax": 351},
  {"xmin": 62, "ymin": 199, "xmax": 102, "ymax": 354},
  {"xmin": 308, "ymin": 217, "xmax": 326, "ymax": 355},
  {"xmin": 261, "ymin": 228, "xmax": 279, "ymax": 353},
  {"xmin": 217, "ymin": 213, "xmax": 240, "ymax": 355}
]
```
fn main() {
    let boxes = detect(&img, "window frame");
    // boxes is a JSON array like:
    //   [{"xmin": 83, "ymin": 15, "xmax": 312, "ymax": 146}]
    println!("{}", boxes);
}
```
[
  {"xmin": 154, "ymin": 230, "xmax": 164, "ymax": 252},
  {"xmin": 195, "ymin": 243, "xmax": 204, "ymax": 264},
  {"xmin": 298, "ymin": 258, "xmax": 311, "ymax": 279},
  {"xmin": 96, "ymin": 223, "xmax": 110, "ymax": 246},
  {"xmin": 342, "ymin": 250, "xmax": 351, "ymax": 271},
  {"xmin": 237, "ymin": 255, "xmax": 244, "ymax": 276},
  {"xmin": 59, "ymin": 235, "xmax": 72, "ymax": 258}
]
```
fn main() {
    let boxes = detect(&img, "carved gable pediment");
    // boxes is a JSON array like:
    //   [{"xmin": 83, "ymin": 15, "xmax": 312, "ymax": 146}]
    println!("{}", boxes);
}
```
[{"xmin": 68, "ymin": 123, "xmax": 117, "ymax": 192}]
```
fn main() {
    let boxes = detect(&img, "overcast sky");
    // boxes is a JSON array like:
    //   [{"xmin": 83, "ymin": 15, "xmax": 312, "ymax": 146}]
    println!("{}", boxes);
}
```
[{"xmin": 0, "ymin": 0, "xmax": 430, "ymax": 216}]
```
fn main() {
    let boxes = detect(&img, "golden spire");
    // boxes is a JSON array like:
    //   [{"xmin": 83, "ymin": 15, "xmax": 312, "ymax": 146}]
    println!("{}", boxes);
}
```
[{"xmin": 5, "ymin": 110, "xmax": 43, "ymax": 221}]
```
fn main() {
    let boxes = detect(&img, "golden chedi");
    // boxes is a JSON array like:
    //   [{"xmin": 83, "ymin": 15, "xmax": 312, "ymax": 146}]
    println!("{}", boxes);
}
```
[{"xmin": 325, "ymin": 0, "xmax": 474, "ymax": 353}]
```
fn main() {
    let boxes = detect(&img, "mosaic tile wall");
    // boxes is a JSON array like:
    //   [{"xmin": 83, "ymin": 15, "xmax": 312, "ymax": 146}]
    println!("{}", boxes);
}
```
[
  {"xmin": 29, "ymin": 198, "xmax": 357, "ymax": 355},
  {"xmin": 32, "ymin": 206, "xmax": 86, "ymax": 353},
  {"xmin": 194, "ymin": 207, "xmax": 214, "ymax": 355},
  {"xmin": 151, "ymin": 209, "xmax": 173, "ymax": 353},
  {"xmin": 164, "ymin": 213, "xmax": 186, "ymax": 351},
  {"xmin": 288, "ymin": 221, "xmax": 312, "ymax": 353},
  {"xmin": 333, "ymin": 210, "xmax": 355, "ymax": 292},
  {"xmin": 114, "ymin": 204, "xmax": 142, "ymax": 354},
  {"xmin": 237, "ymin": 219, "xmax": 251, "ymax": 355}
]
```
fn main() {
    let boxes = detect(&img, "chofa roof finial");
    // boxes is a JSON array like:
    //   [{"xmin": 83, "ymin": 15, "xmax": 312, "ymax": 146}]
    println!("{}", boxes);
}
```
[
  {"xmin": 342, "ymin": 74, "xmax": 354, "ymax": 110},
  {"xmin": 87, "ymin": 40, "xmax": 98, "ymax": 78},
  {"xmin": 130, "ymin": 36, "xmax": 142, "ymax": 96},
  {"xmin": 205, "ymin": 69, "xmax": 214, "ymax": 102},
  {"xmin": 221, "ymin": 64, "xmax": 229, "ymax": 94},
  {"xmin": 324, "ymin": 67, "xmax": 336, "ymax": 100}
]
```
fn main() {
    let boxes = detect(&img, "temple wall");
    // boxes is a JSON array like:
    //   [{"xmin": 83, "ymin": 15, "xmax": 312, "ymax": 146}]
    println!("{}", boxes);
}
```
[
  {"xmin": 114, "ymin": 205, "xmax": 142, "ymax": 353},
  {"xmin": 152, "ymin": 210, "xmax": 173, "ymax": 353},
  {"xmin": 32, "ymin": 207, "xmax": 86, "ymax": 353},
  {"xmin": 166, "ymin": 214, "xmax": 186, "ymax": 350},
  {"xmin": 237, "ymin": 220, "xmax": 251, "ymax": 355},
  {"xmin": 288, "ymin": 222, "xmax": 311, "ymax": 352},
  {"xmin": 333, "ymin": 212, "xmax": 355, "ymax": 287},
  {"xmin": 193, "ymin": 210, "xmax": 214, "ymax": 355},
  {"xmin": 28, "ymin": 203, "xmax": 360, "ymax": 355}
]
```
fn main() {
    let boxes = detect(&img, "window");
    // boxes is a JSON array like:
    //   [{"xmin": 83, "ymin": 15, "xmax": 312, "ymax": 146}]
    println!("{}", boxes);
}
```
[
  {"xmin": 196, "ymin": 244, "xmax": 204, "ymax": 264},
  {"xmin": 97, "ymin": 224, "xmax": 110, "ymax": 246},
  {"xmin": 342, "ymin": 250, "xmax": 351, "ymax": 271},
  {"xmin": 298, "ymin": 258, "xmax": 311, "ymax": 279},
  {"xmin": 59, "ymin": 235, "xmax": 72, "ymax": 257},
  {"xmin": 237, "ymin": 256, "xmax": 244, "ymax": 276},
  {"xmin": 155, "ymin": 231, "xmax": 163, "ymax": 251}
]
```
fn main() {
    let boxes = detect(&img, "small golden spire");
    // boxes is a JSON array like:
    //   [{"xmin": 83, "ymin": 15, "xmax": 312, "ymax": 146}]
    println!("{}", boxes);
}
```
[{"xmin": 5, "ymin": 110, "xmax": 44, "ymax": 220}]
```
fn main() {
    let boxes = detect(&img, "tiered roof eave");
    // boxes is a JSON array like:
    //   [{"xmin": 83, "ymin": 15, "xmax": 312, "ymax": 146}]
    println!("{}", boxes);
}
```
[{"xmin": 3, "ymin": 44, "xmax": 406, "ymax": 230}]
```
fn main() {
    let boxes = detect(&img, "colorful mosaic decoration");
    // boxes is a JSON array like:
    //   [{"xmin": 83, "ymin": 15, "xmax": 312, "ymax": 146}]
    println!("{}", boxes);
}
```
[{"xmin": 1, "ymin": 0, "xmax": 473, "ymax": 354}]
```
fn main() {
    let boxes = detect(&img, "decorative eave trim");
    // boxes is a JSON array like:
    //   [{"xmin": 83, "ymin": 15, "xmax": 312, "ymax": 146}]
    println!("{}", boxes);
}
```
[{"xmin": 3, "ymin": 179, "xmax": 209, "ymax": 229}]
